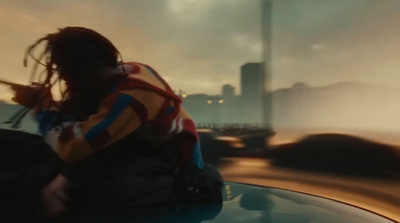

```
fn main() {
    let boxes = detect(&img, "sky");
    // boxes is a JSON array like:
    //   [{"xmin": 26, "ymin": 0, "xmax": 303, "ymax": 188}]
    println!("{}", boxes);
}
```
[
  {"xmin": 271, "ymin": 0, "xmax": 400, "ymax": 89},
  {"xmin": 0, "ymin": 0, "xmax": 262, "ymax": 101},
  {"xmin": 1, "ymin": 0, "xmax": 400, "ymax": 101}
]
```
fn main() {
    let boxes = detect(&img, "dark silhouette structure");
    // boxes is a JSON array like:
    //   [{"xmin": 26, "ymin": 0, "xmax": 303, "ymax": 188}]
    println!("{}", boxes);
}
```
[{"xmin": 269, "ymin": 133, "xmax": 400, "ymax": 177}]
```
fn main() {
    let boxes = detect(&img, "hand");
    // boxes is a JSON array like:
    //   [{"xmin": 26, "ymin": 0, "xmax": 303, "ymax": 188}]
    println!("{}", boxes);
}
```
[
  {"xmin": 41, "ymin": 174, "xmax": 70, "ymax": 218},
  {"xmin": 10, "ymin": 82, "xmax": 43, "ymax": 108}
]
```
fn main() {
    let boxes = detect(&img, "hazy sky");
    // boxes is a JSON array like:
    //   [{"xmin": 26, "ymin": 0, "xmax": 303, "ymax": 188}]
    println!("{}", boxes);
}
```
[
  {"xmin": 271, "ymin": 0, "xmax": 400, "ymax": 89},
  {"xmin": 0, "ymin": 0, "xmax": 262, "ymax": 101},
  {"xmin": 1, "ymin": 0, "xmax": 400, "ymax": 101}
]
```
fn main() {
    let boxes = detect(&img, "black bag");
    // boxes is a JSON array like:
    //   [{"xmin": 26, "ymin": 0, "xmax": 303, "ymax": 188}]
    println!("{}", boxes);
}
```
[{"xmin": 169, "ymin": 162, "xmax": 223, "ymax": 204}]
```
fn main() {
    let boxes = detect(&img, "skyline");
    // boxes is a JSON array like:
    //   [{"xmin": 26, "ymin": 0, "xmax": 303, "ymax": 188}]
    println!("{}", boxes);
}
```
[
  {"xmin": 0, "ymin": 0, "xmax": 262, "ymax": 101},
  {"xmin": 1, "ymin": 1, "xmax": 400, "ymax": 101}
]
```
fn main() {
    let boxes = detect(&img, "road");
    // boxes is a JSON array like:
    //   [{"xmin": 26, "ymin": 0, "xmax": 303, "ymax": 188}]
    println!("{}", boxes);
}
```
[{"xmin": 217, "ymin": 157, "xmax": 400, "ymax": 222}]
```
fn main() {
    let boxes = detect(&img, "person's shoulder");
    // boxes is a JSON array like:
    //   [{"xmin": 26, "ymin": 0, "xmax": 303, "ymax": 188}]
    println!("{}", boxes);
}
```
[
  {"xmin": 126, "ymin": 61, "xmax": 155, "ymax": 69},
  {"xmin": 121, "ymin": 62, "xmax": 168, "ymax": 90},
  {"xmin": 124, "ymin": 61, "xmax": 158, "ymax": 73}
]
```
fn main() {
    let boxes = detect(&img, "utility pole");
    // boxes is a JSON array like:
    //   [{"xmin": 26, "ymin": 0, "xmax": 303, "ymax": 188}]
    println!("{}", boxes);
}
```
[{"xmin": 261, "ymin": 0, "xmax": 273, "ymax": 131}]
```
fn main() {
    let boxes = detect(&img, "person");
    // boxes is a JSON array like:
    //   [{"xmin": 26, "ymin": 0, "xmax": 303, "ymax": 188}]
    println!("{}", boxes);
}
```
[{"xmin": 9, "ymin": 27, "xmax": 222, "ymax": 219}]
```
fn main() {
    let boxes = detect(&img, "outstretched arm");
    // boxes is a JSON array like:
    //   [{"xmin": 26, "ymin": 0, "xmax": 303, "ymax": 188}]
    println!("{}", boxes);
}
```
[{"xmin": 37, "ymin": 91, "xmax": 147, "ymax": 163}]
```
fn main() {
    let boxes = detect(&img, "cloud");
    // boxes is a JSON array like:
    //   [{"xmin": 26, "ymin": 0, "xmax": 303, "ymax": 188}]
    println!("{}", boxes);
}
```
[
  {"xmin": 270, "ymin": 0, "xmax": 400, "ymax": 89},
  {"xmin": 311, "ymin": 44, "xmax": 324, "ymax": 51},
  {"xmin": 0, "ymin": 0, "xmax": 262, "ymax": 98}
]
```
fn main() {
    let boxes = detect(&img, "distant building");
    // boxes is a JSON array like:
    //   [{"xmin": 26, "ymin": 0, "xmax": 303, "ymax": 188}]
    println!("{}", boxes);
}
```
[
  {"xmin": 182, "ymin": 63, "xmax": 266, "ymax": 125},
  {"xmin": 240, "ymin": 63, "xmax": 264, "ymax": 124},
  {"xmin": 241, "ymin": 63, "xmax": 264, "ymax": 101},
  {"xmin": 181, "ymin": 94, "xmax": 211, "ymax": 124},
  {"xmin": 222, "ymin": 84, "xmax": 235, "ymax": 100}
]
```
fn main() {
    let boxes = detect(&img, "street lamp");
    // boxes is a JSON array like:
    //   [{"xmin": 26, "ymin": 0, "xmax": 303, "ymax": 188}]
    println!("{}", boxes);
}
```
[
  {"xmin": 207, "ymin": 96, "xmax": 224, "ymax": 127},
  {"xmin": 177, "ymin": 89, "xmax": 187, "ymax": 99},
  {"xmin": 207, "ymin": 96, "xmax": 224, "ymax": 104}
]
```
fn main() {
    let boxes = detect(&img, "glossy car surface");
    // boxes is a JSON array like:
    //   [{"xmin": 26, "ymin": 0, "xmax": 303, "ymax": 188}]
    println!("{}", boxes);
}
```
[
  {"xmin": 52, "ymin": 182, "xmax": 396, "ymax": 223},
  {"xmin": 210, "ymin": 182, "xmax": 396, "ymax": 223}
]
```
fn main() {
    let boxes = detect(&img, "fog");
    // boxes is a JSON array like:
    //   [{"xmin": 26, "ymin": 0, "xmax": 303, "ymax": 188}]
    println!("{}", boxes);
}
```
[{"xmin": 267, "ymin": 0, "xmax": 400, "ymax": 144}]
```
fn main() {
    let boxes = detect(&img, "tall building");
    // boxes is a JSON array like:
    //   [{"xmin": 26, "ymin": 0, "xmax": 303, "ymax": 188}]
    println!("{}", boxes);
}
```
[
  {"xmin": 261, "ymin": 0, "xmax": 273, "ymax": 128},
  {"xmin": 240, "ymin": 63, "xmax": 264, "ymax": 124},
  {"xmin": 222, "ymin": 84, "xmax": 235, "ymax": 100},
  {"xmin": 241, "ymin": 63, "xmax": 264, "ymax": 101}
]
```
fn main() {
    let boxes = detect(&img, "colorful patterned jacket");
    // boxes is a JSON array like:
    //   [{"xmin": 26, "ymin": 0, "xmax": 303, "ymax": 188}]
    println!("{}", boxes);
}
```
[{"xmin": 35, "ymin": 62, "xmax": 204, "ymax": 169}]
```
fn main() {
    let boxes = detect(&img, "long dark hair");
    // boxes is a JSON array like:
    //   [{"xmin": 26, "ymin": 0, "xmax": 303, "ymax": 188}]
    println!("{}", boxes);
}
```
[{"xmin": 24, "ymin": 27, "xmax": 124, "ymax": 121}]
